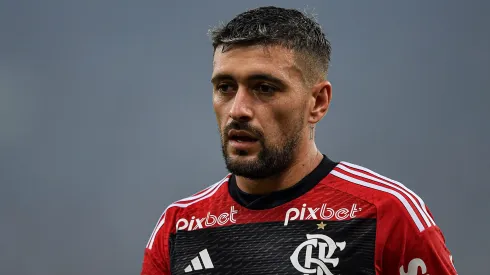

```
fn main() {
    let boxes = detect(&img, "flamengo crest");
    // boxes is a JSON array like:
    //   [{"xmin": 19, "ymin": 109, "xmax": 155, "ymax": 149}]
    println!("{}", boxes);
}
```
[{"xmin": 290, "ymin": 234, "xmax": 346, "ymax": 275}]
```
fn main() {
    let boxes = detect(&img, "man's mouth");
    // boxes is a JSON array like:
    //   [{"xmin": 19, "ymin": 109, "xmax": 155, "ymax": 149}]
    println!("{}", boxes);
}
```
[
  {"xmin": 228, "ymin": 130, "xmax": 258, "ymax": 142},
  {"xmin": 230, "ymin": 135, "xmax": 258, "ymax": 142},
  {"xmin": 227, "ymin": 130, "xmax": 259, "ymax": 150}
]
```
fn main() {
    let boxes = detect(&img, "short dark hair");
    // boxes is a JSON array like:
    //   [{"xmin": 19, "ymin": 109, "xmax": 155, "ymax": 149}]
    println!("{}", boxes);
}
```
[{"xmin": 209, "ymin": 6, "xmax": 332, "ymax": 81}]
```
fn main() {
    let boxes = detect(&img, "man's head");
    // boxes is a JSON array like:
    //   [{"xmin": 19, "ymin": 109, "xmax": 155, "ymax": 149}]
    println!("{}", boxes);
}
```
[{"xmin": 210, "ymin": 6, "xmax": 332, "ymax": 179}]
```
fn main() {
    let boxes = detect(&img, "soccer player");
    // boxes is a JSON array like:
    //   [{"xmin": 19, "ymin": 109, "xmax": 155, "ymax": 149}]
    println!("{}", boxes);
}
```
[{"xmin": 141, "ymin": 6, "xmax": 458, "ymax": 275}]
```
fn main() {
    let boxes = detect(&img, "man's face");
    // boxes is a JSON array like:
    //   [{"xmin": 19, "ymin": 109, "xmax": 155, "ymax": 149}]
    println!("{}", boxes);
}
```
[{"xmin": 211, "ymin": 45, "xmax": 310, "ymax": 179}]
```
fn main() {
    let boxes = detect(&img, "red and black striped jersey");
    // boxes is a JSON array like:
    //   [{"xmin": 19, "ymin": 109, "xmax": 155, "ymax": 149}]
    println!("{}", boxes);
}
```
[{"xmin": 141, "ymin": 156, "xmax": 457, "ymax": 275}]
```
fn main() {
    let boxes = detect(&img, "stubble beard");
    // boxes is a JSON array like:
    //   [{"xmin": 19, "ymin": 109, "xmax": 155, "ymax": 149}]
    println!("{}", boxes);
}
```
[{"xmin": 220, "ymin": 118, "xmax": 304, "ymax": 180}]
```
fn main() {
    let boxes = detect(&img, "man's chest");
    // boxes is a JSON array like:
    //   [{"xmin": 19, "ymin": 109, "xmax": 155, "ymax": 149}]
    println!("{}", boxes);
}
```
[{"xmin": 169, "ymin": 199, "xmax": 378, "ymax": 275}]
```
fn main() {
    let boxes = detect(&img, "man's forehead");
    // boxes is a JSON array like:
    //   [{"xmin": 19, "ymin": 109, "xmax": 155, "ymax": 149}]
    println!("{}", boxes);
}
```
[
  {"xmin": 213, "ymin": 44, "xmax": 295, "ymax": 63},
  {"xmin": 212, "ymin": 44, "xmax": 304, "ymax": 81}
]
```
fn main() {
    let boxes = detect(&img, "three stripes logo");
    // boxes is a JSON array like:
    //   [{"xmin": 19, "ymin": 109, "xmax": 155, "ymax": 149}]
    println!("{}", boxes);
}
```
[{"xmin": 184, "ymin": 249, "xmax": 214, "ymax": 273}]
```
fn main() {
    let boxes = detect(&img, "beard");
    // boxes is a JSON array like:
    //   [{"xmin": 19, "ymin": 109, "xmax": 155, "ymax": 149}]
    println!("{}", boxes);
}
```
[{"xmin": 219, "ymin": 119, "xmax": 303, "ymax": 180}]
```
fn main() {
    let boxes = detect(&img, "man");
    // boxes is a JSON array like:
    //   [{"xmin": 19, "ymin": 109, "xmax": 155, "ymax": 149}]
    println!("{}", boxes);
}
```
[{"xmin": 141, "ymin": 6, "xmax": 457, "ymax": 275}]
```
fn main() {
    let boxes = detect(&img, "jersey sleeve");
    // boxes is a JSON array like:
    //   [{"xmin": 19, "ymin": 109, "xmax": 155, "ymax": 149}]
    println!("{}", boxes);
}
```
[
  {"xmin": 381, "ymin": 207, "xmax": 458, "ymax": 275},
  {"xmin": 141, "ymin": 210, "xmax": 174, "ymax": 275}
]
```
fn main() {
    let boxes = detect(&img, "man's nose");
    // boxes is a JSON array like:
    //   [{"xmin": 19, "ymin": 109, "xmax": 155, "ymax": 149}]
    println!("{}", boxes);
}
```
[{"xmin": 228, "ymin": 88, "xmax": 254, "ymax": 122}]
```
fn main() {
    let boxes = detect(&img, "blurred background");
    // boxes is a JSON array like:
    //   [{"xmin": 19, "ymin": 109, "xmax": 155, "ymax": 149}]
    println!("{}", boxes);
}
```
[{"xmin": 1, "ymin": 0, "xmax": 489, "ymax": 274}]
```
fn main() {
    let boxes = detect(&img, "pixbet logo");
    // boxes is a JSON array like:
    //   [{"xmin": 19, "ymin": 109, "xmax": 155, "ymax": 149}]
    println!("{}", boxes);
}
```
[
  {"xmin": 284, "ymin": 203, "xmax": 361, "ymax": 226},
  {"xmin": 176, "ymin": 206, "xmax": 238, "ymax": 231}
]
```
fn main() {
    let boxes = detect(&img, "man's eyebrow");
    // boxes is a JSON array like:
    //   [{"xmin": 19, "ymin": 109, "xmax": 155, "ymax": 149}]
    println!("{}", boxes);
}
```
[
  {"xmin": 247, "ymin": 74, "xmax": 285, "ymax": 86},
  {"xmin": 211, "ymin": 73, "xmax": 286, "ymax": 86},
  {"xmin": 210, "ymin": 73, "xmax": 233, "ymax": 84}
]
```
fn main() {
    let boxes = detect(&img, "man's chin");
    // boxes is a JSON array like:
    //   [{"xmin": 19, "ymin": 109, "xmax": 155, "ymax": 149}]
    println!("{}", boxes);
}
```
[
  {"xmin": 225, "ymin": 151, "xmax": 259, "ymax": 166},
  {"xmin": 226, "ymin": 152, "xmax": 258, "ymax": 163},
  {"xmin": 227, "ymin": 145, "xmax": 259, "ymax": 157},
  {"xmin": 225, "ymin": 159, "xmax": 266, "ymax": 179}
]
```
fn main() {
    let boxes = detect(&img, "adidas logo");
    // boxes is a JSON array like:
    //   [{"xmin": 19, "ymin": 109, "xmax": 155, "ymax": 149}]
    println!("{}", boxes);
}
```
[{"xmin": 184, "ymin": 249, "xmax": 214, "ymax": 273}]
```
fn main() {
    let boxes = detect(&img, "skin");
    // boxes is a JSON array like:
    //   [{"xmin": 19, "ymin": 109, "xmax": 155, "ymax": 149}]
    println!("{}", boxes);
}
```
[{"xmin": 211, "ymin": 44, "xmax": 332, "ymax": 195}]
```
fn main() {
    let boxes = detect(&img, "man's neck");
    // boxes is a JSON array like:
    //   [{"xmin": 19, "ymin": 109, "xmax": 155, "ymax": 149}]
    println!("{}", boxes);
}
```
[{"xmin": 235, "ymin": 145, "xmax": 323, "ymax": 195}]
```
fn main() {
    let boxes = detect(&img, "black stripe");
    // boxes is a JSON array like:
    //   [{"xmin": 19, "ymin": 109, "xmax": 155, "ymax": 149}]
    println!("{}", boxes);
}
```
[{"xmin": 170, "ymin": 219, "xmax": 376, "ymax": 275}]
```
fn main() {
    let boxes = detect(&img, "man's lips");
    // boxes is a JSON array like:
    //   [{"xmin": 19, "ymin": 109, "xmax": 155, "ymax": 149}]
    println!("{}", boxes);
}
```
[
  {"xmin": 227, "ymin": 129, "xmax": 259, "ymax": 151},
  {"xmin": 227, "ymin": 129, "xmax": 259, "ymax": 142}
]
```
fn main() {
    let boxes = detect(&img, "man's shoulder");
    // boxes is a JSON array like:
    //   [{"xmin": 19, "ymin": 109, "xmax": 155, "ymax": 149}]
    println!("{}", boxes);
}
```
[
  {"xmin": 145, "ymin": 175, "xmax": 231, "ymax": 250},
  {"xmin": 329, "ymin": 161, "xmax": 421, "ymax": 202},
  {"xmin": 163, "ymin": 174, "xmax": 231, "ymax": 216},
  {"xmin": 329, "ymin": 161, "xmax": 437, "ymax": 232}
]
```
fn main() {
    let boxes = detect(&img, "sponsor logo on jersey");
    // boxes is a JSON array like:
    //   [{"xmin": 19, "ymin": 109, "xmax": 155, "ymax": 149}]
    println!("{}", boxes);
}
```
[
  {"xmin": 399, "ymin": 258, "xmax": 427, "ymax": 275},
  {"xmin": 176, "ymin": 206, "xmax": 238, "ymax": 231},
  {"xmin": 284, "ymin": 203, "xmax": 361, "ymax": 226},
  {"xmin": 290, "ymin": 234, "xmax": 346, "ymax": 275}
]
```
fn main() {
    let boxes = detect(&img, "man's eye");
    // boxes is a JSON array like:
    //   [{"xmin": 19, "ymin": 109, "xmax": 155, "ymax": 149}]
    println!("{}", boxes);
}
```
[
  {"xmin": 255, "ymin": 84, "xmax": 277, "ymax": 94},
  {"xmin": 217, "ymin": 84, "xmax": 234, "ymax": 93}
]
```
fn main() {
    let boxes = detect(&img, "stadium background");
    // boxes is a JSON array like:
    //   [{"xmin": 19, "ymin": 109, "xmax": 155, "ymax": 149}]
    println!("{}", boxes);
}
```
[{"xmin": 1, "ymin": 0, "xmax": 488, "ymax": 274}]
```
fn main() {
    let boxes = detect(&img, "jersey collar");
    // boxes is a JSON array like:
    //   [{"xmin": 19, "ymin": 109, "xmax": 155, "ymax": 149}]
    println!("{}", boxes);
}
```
[{"xmin": 228, "ymin": 154, "xmax": 338, "ymax": 210}]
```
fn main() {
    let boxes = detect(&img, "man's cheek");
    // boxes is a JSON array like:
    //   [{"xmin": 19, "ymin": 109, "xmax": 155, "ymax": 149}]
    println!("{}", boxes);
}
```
[{"xmin": 275, "ymin": 110, "xmax": 298, "ymax": 135}]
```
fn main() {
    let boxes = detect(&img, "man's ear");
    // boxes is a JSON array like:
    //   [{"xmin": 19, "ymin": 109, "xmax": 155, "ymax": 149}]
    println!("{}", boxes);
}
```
[{"xmin": 308, "ymin": 80, "xmax": 332, "ymax": 124}]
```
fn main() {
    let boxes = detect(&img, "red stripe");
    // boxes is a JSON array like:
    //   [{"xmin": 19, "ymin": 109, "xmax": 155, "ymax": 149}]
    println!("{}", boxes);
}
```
[
  {"xmin": 333, "ymin": 165, "xmax": 427, "ymax": 228},
  {"xmin": 173, "ymin": 175, "xmax": 230, "ymax": 203},
  {"xmin": 339, "ymin": 162, "xmax": 429, "ymax": 222}
]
